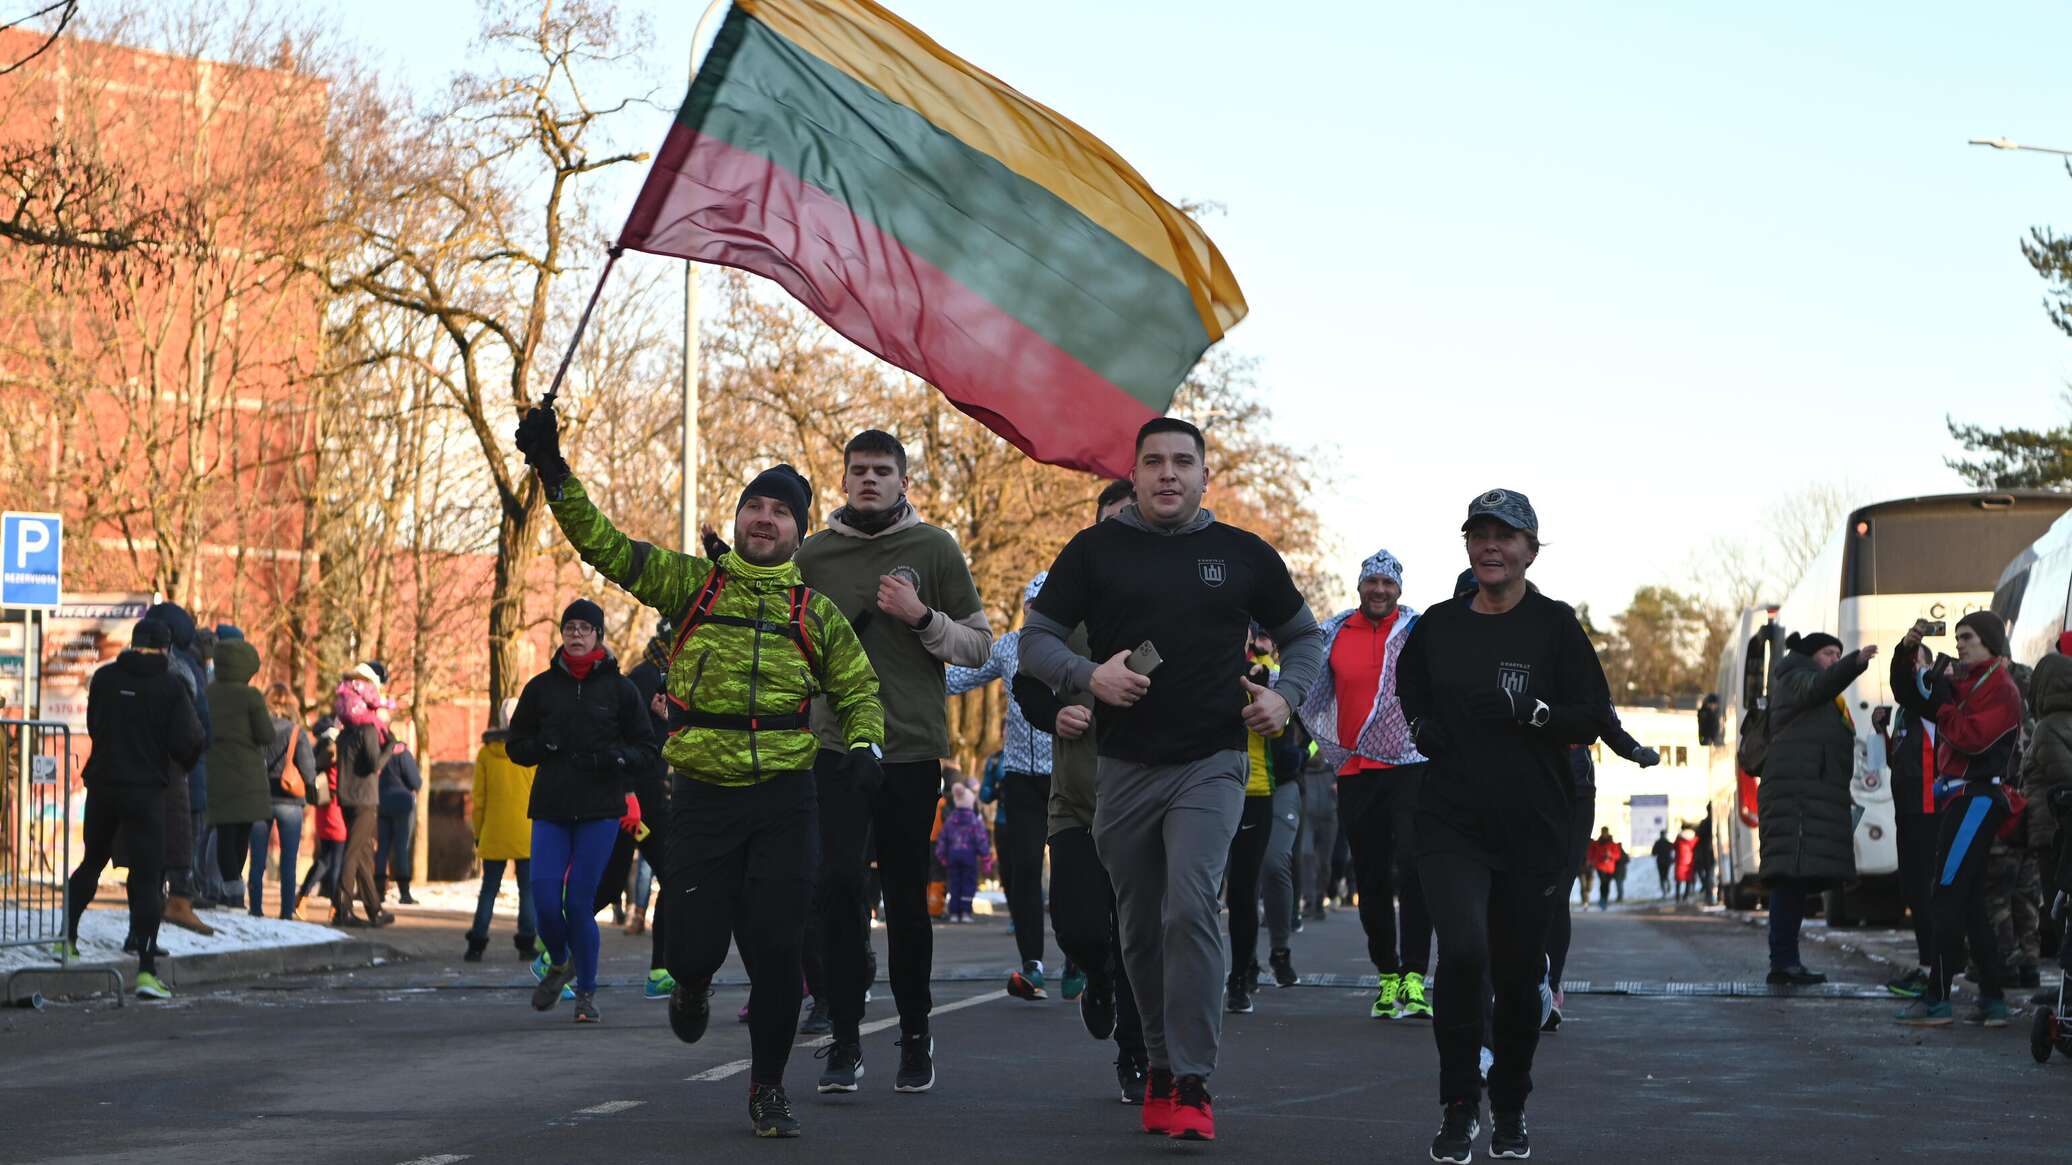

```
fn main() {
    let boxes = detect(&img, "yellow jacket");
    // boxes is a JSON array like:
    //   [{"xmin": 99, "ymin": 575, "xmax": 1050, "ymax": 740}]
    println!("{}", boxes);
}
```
[{"xmin": 471, "ymin": 737, "xmax": 537, "ymax": 861}]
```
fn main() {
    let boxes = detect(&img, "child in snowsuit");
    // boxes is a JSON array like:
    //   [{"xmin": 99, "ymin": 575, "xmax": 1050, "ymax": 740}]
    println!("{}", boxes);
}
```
[{"xmin": 935, "ymin": 782, "xmax": 992, "ymax": 922}]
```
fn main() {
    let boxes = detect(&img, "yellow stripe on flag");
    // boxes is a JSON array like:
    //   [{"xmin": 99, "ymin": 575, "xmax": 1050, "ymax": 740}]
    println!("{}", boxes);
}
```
[{"xmin": 736, "ymin": 0, "xmax": 1246, "ymax": 338}]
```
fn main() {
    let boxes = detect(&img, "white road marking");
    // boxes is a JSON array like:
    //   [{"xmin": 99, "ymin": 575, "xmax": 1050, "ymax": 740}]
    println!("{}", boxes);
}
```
[
  {"xmin": 574, "ymin": 1100, "xmax": 645, "ymax": 1115},
  {"xmin": 395, "ymin": 1156, "xmax": 471, "ymax": 1165},
  {"xmin": 684, "ymin": 989, "xmax": 1010, "ymax": 1083}
]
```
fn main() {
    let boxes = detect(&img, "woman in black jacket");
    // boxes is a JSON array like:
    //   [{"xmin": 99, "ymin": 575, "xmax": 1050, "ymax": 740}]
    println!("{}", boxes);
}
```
[{"xmin": 507, "ymin": 599, "xmax": 656, "ymax": 1024}]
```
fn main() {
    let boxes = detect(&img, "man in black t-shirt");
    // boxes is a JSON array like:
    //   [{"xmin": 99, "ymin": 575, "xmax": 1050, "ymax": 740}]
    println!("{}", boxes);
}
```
[{"xmin": 1021, "ymin": 418, "xmax": 1325, "ymax": 1144}]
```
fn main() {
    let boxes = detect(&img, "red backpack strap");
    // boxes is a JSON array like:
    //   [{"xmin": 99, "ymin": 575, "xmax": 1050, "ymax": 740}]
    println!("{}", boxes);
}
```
[
  {"xmin": 664, "ymin": 568, "xmax": 728, "ymax": 685},
  {"xmin": 789, "ymin": 585, "xmax": 820, "ymax": 678}
]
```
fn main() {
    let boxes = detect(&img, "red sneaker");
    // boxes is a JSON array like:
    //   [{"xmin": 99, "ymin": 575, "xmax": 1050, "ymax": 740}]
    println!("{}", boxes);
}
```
[
  {"xmin": 1141, "ymin": 1068, "xmax": 1175, "ymax": 1135},
  {"xmin": 1167, "ymin": 1074, "xmax": 1215, "ymax": 1141}
]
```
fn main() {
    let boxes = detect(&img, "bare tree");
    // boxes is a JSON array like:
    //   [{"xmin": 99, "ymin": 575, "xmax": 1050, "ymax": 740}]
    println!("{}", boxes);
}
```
[{"xmin": 1689, "ymin": 481, "xmax": 1857, "ymax": 609}]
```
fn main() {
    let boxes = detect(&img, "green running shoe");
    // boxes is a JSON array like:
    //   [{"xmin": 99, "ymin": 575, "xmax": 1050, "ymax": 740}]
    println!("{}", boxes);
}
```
[
  {"xmin": 1371, "ymin": 973, "xmax": 1401, "ymax": 1019},
  {"xmin": 645, "ymin": 968, "xmax": 676, "ymax": 1000},
  {"xmin": 1895, "ymin": 999, "xmax": 1953, "ymax": 1026},
  {"xmin": 530, "ymin": 951, "xmax": 575, "ymax": 1001},
  {"xmin": 134, "ymin": 971, "xmax": 172, "ymax": 1001},
  {"xmin": 1399, "ymin": 972, "xmax": 1433, "ymax": 1019},
  {"xmin": 1062, "ymin": 962, "xmax": 1087, "ymax": 1001}
]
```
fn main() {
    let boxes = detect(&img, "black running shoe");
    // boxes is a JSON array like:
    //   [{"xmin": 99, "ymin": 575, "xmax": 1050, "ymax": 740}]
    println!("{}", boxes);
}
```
[
  {"xmin": 1081, "ymin": 976, "xmax": 1117, "ymax": 1040},
  {"xmin": 668, "ymin": 979, "xmax": 711, "ymax": 1044},
  {"xmin": 1766, "ymin": 966, "xmax": 1826, "ymax": 986},
  {"xmin": 1491, "ymin": 1109, "xmax": 1530, "ymax": 1159},
  {"xmin": 531, "ymin": 960, "xmax": 576, "ymax": 1012},
  {"xmin": 1116, "ymin": 1056, "xmax": 1147, "ymax": 1105},
  {"xmin": 1270, "ymin": 947, "xmax": 1298, "ymax": 989},
  {"xmin": 816, "ymin": 1040, "xmax": 863, "ymax": 1093},
  {"xmin": 894, "ymin": 1032, "xmax": 935, "ymax": 1093},
  {"xmin": 1431, "ymin": 1101, "xmax": 1479, "ymax": 1164},
  {"xmin": 572, "ymin": 991, "xmax": 600, "ymax": 1024},
  {"xmin": 749, "ymin": 1083, "xmax": 801, "ymax": 1138},
  {"xmin": 799, "ymin": 996, "xmax": 832, "ymax": 1036},
  {"xmin": 1225, "ymin": 978, "xmax": 1254, "ymax": 1015}
]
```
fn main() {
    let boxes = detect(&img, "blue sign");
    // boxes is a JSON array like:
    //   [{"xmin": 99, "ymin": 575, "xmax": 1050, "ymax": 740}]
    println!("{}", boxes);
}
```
[{"xmin": 1, "ymin": 512, "xmax": 62, "ymax": 610}]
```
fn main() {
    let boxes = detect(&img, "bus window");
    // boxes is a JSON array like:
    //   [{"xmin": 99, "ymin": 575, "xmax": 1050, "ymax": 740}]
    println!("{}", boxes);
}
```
[{"xmin": 1676, "ymin": 745, "xmax": 1688, "ymax": 766}]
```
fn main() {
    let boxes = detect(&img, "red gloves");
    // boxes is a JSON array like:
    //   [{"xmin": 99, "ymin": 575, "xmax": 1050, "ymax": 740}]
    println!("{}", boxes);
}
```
[{"xmin": 619, "ymin": 792, "xmax": 642, "ymax": 836}]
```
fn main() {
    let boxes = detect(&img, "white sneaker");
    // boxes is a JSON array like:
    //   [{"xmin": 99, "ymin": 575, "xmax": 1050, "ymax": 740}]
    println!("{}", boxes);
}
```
[{"xmin": 1478, "ymin": 1047, "xmax": 1494, "ymax": 1082}]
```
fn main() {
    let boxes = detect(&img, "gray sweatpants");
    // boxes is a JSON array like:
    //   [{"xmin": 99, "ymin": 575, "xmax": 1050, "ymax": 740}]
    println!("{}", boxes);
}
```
[
  {"xmin": 1262, "ymin": 780, "xmax": 1301, "ymax": 949},
  {"xmin": 1092, "ymin": 750, "xmax": 1246, "ymax": 1080}
]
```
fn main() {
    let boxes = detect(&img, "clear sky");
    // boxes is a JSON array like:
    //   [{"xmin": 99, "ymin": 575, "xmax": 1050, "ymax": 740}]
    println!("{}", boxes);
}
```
[{"xmin": 339, "ymin": 0, "xmax": 2072, "ymax": 617}]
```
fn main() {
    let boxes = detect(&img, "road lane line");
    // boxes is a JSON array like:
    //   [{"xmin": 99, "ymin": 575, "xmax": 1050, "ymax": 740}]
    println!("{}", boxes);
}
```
[
  {"xmin": 685, "ymin": 989, "xmax": 1010, "ymax": 1082},
  {"xmin": 395, "ymin": 1156, "xmax": 471, "ymax": 1165},
  {"xmin": 574, "ymin": 1100, "xmax": 645, "ymax": 1115}
]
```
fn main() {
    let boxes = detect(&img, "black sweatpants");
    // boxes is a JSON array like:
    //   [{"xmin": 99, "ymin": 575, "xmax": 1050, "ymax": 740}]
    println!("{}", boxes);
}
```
[
  {"xmin": 666, "ymin": 769, "xmax": 816, "ymax": 1086},
  {"xmin": 1339, "ymin": 767, "xmax": 1432, "ymax": 976},
  {"xmin": 337, "ymin": 805, "xmax": 382, "ymax": 923},
  {"xmin": 68, "ymin": 785, "xmax": 167, "ymax": 974},
  {"xmin": 1895, "ymin": 810, "xmax": 1938, "ymax": 968},
  {"xmin": 1000, "ymin": 771, "xmax": 1051, "ymax": 966},
  {"xmin": 1927, "ymin": 790, "xmax": 2009, "ymax": 1005},
  {"xmin": 1545, "ymin": 784, "xmax": 1594, "ymax": 992},
  {"xmin": 816, "ymin": 751, "xmax": 941, "ymax": 1041},
  {"xmin": 1223, "ymin": 796, "xmax": 1274, "ymax": 982},
  {"xmin": 1420, "ymin": 848, "xmax": 1558, "ymax": 1110},
  {"xmin": 216, "ymin": 822, "xmax": 254, "ymax": 884},
  {"xmin": 596, "ymin": 784, "xmax": 670, "ymax": 971},
  {"xmin": 1049, "ymin": 825, "xmax": 1145, "ymax": 1062}
]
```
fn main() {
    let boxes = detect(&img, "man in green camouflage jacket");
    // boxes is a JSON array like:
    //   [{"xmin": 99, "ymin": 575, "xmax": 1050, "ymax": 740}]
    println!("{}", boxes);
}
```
[{"xmin": 517, "ymin": 403, "xmax": 881, "ymax": 1139}]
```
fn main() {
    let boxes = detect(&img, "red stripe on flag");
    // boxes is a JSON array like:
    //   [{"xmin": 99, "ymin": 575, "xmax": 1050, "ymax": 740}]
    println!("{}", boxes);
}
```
[{"xmin": 621, "ymin": 124, "xmax": 1153, "ymax": 479}]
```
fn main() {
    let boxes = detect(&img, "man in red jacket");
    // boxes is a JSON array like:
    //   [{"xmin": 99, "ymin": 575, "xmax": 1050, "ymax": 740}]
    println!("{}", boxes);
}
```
[{"xmin": 1890, "ymin": 612, "xmax": 2021, "ymax": 1028}]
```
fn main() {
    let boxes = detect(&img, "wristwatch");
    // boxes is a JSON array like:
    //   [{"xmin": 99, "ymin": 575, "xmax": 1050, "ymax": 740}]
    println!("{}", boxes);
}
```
[
  {"xmin": 852, "ymin": 742, "xmax": 884, "ymax": 760},
  {"xmin": 1528, "ymin": 699, "xmax": 1551, "ymax": 729}
]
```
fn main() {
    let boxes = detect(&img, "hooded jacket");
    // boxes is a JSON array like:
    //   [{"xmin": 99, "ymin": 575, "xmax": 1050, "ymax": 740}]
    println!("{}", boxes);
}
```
[
  {"xmin": 471, "ymin": 727, "xmax": 536, "ymax": 861},
  {"xmin": 1757, "ymin": 647, "xmax": 1870, "ymax": 886},
  {"xmin": 82, "ymin": 650, "xmax": 206, "ymax": 791},
  {"xmin": 2019, "ymin": 651, "xmax": 2072, "ymax": 851},
  {"xmin": 146, "ymin": 601, "xmax": 212, "ymax": 808},
  {"xmin": 1298, "ymin": 604, "xmax": 1426, "ymax": 771},
  {"xmin": 544, "ymin": 476, "xmax": 883, "ymax": 787},
  {"xmin": 1891, "ymin": 649, "xmax": 2023, "ymax": 785},
  {"xmin": 204, "ymin": 639, "xmax": 276, "ymax": 825},
  {"xmin": 507, "ymin": 648, "xmax": 656, "ymax": 822}
]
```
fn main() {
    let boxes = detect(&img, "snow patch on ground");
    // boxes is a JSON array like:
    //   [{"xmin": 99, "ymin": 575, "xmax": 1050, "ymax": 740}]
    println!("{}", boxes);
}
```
[{"xmin": 0, "ymin": 906, "xmax": 344, "ymax": 973}]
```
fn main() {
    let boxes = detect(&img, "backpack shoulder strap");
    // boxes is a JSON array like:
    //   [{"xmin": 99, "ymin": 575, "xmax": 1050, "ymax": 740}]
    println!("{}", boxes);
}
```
[
  {"xmin": 665, "ymin": 567, "xmax": 728, "ymax": 674},
  {"xmin": 789, "ymin": 585, "xmax": 820, "ymax": 677}
]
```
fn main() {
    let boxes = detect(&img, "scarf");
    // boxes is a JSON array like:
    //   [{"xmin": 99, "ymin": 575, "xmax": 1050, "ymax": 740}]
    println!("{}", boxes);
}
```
[
  {"xmin": 561, "ymin": 646, "xmax": 606, "ymax": 681},
  {"xmin": 831, "ymin": 496, "xmax": 912, "ymax": 537}
]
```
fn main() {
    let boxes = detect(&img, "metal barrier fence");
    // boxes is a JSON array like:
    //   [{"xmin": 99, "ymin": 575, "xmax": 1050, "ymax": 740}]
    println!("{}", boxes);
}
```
[{"xmin": 1, "ymin": 720, "xmax": 122, "ymax": 1005}]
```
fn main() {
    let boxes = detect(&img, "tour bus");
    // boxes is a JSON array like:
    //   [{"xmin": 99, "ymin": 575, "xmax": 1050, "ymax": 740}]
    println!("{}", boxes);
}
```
[
  {"xmin": 1994, "ymin": 505, "xmax": 2072, "ymax": 665},
  {"xmin": 1707, "ymin": 491, "xmax": 2072, "ymax": 921},
  {"xmin": 1704, "ymin": 604, "xmax": 1780, "ymax": 909}
]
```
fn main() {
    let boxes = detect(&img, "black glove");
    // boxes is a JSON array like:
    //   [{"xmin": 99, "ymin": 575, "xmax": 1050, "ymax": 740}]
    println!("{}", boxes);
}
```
[
  {"xmin": 514, "ymin": 404, "xmax": 570, "ymax": 488},
  {"xmin": 849, "ymin": 745, "xmax": 884, "ymax": 798},
  {"xmin": 701, "ymin": 527, "xmax": 731, "ymax": 560},
  {"xmin": 1411, "ymin": 717, "xmax": 1451, "ymax": 758},
  {"xmin": 1628, "ymin": 745, "xmax": 1661, "ymax": 769}
]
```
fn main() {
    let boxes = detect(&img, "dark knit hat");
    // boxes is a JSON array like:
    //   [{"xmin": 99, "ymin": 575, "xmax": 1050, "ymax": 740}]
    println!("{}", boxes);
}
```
[
  {"xmin": 364, "ymin": 660, "xmax": 389, "ymax": 685},
  {"xmin": 1785, "ymin": 631, "xmax": 1843, "ymax": 657},
  {"xmin": 132, "ymin": 618, "xmax": 172, "ymax": 650},
  {"xmin": 560, "ymin": 599, "xmax": 605, "ymax": 632},
  {"xmin": 737, "ymin": 463, "xmax": 813, "ymax": 530},
  {"xmin": 1958, "ymin": 610, "xmax": 2009, "ymax": 659}
]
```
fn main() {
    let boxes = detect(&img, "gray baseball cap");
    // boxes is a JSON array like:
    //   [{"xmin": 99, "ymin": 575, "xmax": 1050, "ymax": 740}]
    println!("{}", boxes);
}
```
[{"xmin": 1461, "ymin": 488, "xmax": 1538, "ymax": 534}]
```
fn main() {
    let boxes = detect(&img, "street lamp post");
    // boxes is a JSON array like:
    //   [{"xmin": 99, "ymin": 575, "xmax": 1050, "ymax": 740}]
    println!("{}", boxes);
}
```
[{"xmin": 1969, "ymin": 136, "xmax": 2072, "ymax": 158}]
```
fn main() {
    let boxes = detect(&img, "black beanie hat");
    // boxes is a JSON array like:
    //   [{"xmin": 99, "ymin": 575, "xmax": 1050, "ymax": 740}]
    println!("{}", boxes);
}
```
[
  {"xmin": 1958, "ymin": 610, "xmax": 2009, "ymax": 659},
  {"xmin": 737, "ymin": 464, "xmax": 813, "ymax": 531},
  {"xmin": 561, "ymin": 598, "xmax": 605, "ymax": 632},
  {"xmin": 365, "ymin": 659, "xmax": 388, "ymax": 685},
  {"xmin": 1785, "ymin": 631, "xmax": 1843, "ymax": 657},
  {"xmin": 132, "ymin": 618, "xmax": 172, "ymax": 650}
]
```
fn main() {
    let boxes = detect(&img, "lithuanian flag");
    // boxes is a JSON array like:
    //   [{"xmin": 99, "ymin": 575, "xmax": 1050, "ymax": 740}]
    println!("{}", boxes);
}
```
[{"xmin": 619, "ymin": 0, "xmax": 1247, "ymax": 479}]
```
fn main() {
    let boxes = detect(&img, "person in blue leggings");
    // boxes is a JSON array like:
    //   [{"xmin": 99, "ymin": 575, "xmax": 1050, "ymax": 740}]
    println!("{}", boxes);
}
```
[{"xmin": 506, "ymin": 598, "xmax": 657, "ymax": 1023}]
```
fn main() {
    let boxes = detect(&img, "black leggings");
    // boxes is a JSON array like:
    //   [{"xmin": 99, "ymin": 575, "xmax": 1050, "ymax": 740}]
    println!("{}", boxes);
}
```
[
  {"xmin": 667, "ymin": 769, "xmax": 815, "ymax": 1086},
  {"xmin": 1419, "ymin": 847, "xmax": 1557, "ymax": 1110},
  {"xmin": 816, "ymin": 753, "xmax": 941, "ymax": 1041},
  {"xmin": 1048, "ymin": 825, "xmax": 1145, "ymax": 1061},
  {"xmin": 1896, "ymin": 810, "xmax": 1939, "ymax": 968},
  {"xmin": 1000, "ymin": 771, "xmax": 1051, "ymax": 965},
  {"xmin": 216, "ymin": 822, "xmax": 254, "ymax": 884},
  {"xmin": 1339, "ymin": 768, "xmax": 1432, "ymax": 976},
  {"xmin": 68, "ymin": 786, "xmax": 167, "ymax": 973},
  {"xmin": 1545, "ymin": 786, "xmax": 1594, "ymax": 992},
  {"xmin": 1928, "ymin": 790, "xmax": 2008, "ymax": 1004},
  {"xmin": 1224, "ymin": 796, "xmax": 1274, "ymax": 982}
]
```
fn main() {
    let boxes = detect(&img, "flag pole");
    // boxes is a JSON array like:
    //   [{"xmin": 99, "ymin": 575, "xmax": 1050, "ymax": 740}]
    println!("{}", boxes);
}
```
[{"xmin": 538, "ymin": 245, "xmax": 623, "ymax": 410}]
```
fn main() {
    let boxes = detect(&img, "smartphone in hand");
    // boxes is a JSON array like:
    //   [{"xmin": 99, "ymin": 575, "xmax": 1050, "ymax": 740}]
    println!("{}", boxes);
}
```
[{"xmin": 1125, "ymin": 640, "xmax": 1163, "ymax": 676}]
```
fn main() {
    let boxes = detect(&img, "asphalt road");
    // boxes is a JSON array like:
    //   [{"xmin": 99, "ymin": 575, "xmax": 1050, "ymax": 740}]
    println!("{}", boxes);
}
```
[{"xmin": 2, "ymin": 899, "xmax": 2065, "ymax": 1164}]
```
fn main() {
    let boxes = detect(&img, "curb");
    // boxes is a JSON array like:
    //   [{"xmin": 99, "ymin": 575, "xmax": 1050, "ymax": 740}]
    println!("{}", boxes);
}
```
[{"xmin": 6, "ymin": 940, "xmax": 395, "ymax": 1000}]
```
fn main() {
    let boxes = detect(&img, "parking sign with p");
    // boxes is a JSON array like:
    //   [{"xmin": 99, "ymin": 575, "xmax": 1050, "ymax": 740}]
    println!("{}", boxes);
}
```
[{"xmin": 1, "ymin": 512, "xmax": 63, "ymax": 610}]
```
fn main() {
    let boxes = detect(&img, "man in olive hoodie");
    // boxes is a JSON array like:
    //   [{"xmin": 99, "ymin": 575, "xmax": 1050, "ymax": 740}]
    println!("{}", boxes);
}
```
[
  {"xmin": 795, "ymin": 429, "xmax": 991, "ymax": 1096},
  {"xmin": 65, "ymin": 618, "xmax": 206, "ymax": 999}
]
